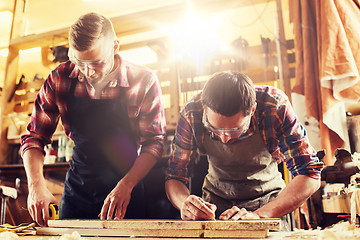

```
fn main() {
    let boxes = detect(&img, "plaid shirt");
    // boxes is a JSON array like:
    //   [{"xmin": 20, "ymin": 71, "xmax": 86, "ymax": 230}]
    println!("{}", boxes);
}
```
[
  {"xmin": 166, "ymin": 85, "xmax": 324, "ymax": 185},
  {"xmin": 21, "ymin": 55, "xmax": 166, "ymax": 161}
]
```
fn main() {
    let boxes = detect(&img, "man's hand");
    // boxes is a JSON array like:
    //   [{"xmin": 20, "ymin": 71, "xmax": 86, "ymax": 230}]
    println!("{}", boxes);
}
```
[
  {"xmin": 100, "ymin": 179, "xmax": 133, "ymax": 220},
  {"xmin": 219, "ymin": 206, "xmax": 260, "ymax": 220},
  {"xmin": 180, "ymin": 195, "xmax": 217, "ymax": 220},
  {"xmin": 27, "ymin": 183, "xmax": 58, "ymax": 227}
]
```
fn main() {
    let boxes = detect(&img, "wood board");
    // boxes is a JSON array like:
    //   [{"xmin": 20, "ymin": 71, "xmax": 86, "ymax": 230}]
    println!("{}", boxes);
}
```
[
  {"xmin": 37, "ymin": 227, "xmax": 268, "ymax": 238},
  {"xmin": 47, "ymin": 219, "xmax": 280, "ymax": 230},
  {"xmin": 37, "ymin": 219, "xmax": 280, "ymax": 238}
]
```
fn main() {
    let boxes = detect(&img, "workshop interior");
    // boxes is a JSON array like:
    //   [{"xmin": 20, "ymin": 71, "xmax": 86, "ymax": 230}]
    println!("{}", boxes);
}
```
[{"xmin": 0, "ymin": 0, "xmax": 360, "ymax": 239}]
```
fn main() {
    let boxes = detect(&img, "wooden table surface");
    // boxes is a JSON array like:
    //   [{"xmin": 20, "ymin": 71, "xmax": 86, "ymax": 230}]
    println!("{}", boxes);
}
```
[
  {"xmin": 17, "ymin": 232, "xmax": 317, "ymax": 239},
  {"xmin": 13, "ymin": 218, "xmax": 324, "ymax": 240}
]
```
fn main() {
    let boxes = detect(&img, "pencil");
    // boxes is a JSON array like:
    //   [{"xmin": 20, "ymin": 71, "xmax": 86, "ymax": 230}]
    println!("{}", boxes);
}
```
[{"xmin": 198, "ymin": 197, "xmax": 216, "ymax": 220}]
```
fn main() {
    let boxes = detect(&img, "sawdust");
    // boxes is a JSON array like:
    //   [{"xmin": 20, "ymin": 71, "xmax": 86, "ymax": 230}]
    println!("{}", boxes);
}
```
[
  {"xmin": 0, "ymin": 231, "xmax": 19, "ymax": 239},
  {"xmin": 49, "ymin": 231, "xmax": 88, "ymax": 240},
  {"xmin": 319, "ymin": 221, "xmax": 360, "ymax": 239},
  {"xmin": 286, "ymin": 221, "xmax": 360, "ymax": 239}
]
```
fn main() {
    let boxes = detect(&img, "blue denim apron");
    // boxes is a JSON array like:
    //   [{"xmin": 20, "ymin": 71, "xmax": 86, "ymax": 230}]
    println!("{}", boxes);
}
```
[{"xmin": 59, "ymin": 79, "xmax": 145, "ymax": 219}]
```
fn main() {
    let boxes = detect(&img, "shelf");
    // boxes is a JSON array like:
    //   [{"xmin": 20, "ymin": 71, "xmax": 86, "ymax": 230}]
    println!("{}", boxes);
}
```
[
  {"xmin": 0, "ymin": 162, "xmax": 69, "ymax": 174},
  {"xmin": 7, "ymin": 129, "xmax": 66, "ymax": 144}
]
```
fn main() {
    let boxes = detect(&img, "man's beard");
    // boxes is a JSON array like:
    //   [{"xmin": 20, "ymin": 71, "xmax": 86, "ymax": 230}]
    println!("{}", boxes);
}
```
[
  {"xmin": 86, "ymin": 59, "xmax": 114, "ymax": 85},
  {"xmin": 85, "ymin": 67, "xmax": 111, "ymax": 85},
  {"xmin": 87, "ymin": 73, "xmax": 104, "ymax": 85}
]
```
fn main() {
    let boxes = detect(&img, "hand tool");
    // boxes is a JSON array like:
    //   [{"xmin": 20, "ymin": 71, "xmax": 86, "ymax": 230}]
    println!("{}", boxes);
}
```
[
  {"xmin": 49, "ymin": 204, "xmax": 59, "ymax": 220},
  {"xmin": 198, "ymin": 197, "xmax": 216, "ymax": 220}
]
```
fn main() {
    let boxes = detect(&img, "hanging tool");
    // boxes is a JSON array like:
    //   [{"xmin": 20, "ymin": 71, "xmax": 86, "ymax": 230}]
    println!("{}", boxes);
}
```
[
  {"xmin": 261, "ymin": 35, "xmax": 271, "ymax": 83},
  {"xmin": 231, "ymin": 36, "xmax": 249, "ymax": 71},
  {"xmin": 8, "ymin": 74, "xmax": 25, "ymax": 102}
]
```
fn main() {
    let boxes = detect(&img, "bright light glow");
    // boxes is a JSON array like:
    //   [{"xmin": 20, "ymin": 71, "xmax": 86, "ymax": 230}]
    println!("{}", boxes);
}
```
[
  {"xmin": 19, "ymin": 47, "xmax": 41, "ymax": 55},
  {"xmin": 162, "ymin": 94, "xmax": 171, "ymax": 109},
  {"xmin": 120, "ymin": 46, "xmax": 157, "ymax": 65},
  {"xmin": 169, "ymin": 11, "xmax": 222, "ymax": 65},
  {"xmin": 0, "ymin": 11, "xmax": 12, "ymax": 22},
  {"xmin": 0, "ymin": 48, "xmax": 9, "ymax": 57}
]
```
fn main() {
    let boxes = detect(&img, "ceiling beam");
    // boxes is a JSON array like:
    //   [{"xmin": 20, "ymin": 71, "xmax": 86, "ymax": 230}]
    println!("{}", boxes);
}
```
[{"xmin": 9, "ymin": 0, "xmax": 272, "ymax": 50}]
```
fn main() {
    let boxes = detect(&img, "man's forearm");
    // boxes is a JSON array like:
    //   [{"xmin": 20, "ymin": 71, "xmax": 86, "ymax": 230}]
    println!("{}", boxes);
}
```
[
  {"xmin": 165, "ymin": 179, "xmax": 190, "ymax": 210},
  {"xmin": 23, "ymin": 149, "xmax": 47, "ymax": 188},
  {"xmin": 254, "ymin": 175, "xmax": 320, "ymax": 218},
  {"xmin": 121, "ymin": 152, "xmax": 157, "ymax": 189}
]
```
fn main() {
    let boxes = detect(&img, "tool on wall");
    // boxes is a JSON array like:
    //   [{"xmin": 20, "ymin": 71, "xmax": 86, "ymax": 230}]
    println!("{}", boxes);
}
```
[
  {"xmin": 260, "ymin": 35, "xmax": 271, "ymax": 83},
  {"xmin": 51, "ymin": 46, "xmax": 69, "ymax": 63},
  {"xmin": 8, "ymin": 74, "xmax": 24, "ymax": 102},
  {"xmin": 231, "ymin": 36, "xmax": 249, "ymax": 71}
]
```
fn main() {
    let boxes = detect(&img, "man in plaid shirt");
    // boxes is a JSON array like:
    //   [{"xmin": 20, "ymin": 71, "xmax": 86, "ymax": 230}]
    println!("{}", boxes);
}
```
[
  {"xmin": 21, "ymin": 12, "xmax": 166, "ymax": 226},
  {"xmin": 165, "ymin": 71, "xmax": 323, "ymax": 230}
]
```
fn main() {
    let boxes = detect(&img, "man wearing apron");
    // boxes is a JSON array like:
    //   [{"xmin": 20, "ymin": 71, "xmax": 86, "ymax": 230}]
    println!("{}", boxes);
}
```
[
  {"xmin": 166, "ymin": 71, "xmax": 323, "ymax": 231},
  {"xmin": 21, "ymin": 13, "xmax": 166, "ymax": 226}
]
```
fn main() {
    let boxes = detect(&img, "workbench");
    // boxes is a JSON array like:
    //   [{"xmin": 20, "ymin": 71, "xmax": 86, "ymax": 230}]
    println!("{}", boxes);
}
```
[
  {"xmin": 15, "ymin": 232, "xmax": 314, "ymax": 240},
  {"xmin": 11, "ymin": 219, "xmax": 327, "ymax": 240},
  {"xmin": 6, "ymin": 219, "xmax": 359, "ymax": 239},
  {"xmin": 0, "ymin": 162, "xmax": 69, "ymax": 225},
  {"xmin": 0, "ymin": 159, "xmax": 179, "ymax": 225}
]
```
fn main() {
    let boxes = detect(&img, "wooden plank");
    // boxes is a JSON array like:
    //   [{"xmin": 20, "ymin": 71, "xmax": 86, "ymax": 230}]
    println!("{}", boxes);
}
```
[
  {"xmin": 37, "ymin": 227, "xmax": 268, "ymax": 238},
  {"xmin": 48, "ymin": 219, "xmax": 280, "ymax": 231},
  {"xmin": 103, "ymin": 219, "xmax": 203, "ymax": 230},
  {"xmin": 37, "ymin": 228, "xmax": 204, "ymax": 238},
  {"xmin": 102, "ymin": 219, "xmax": 280, "ymax": 231},
  {"xmin": 204, "ymin": 229, "xmax": 268, "ymax": 239},
  {"xmin": 48, "ymin": 219, "xmax": 104, "ymax": 229},
  {"xmin": 48, "ymin": 219, "xmax": 203, "ymax": 230},
  {"xmin": 203, "ymin": 219, "xmax": 279, "ymax": 231}
]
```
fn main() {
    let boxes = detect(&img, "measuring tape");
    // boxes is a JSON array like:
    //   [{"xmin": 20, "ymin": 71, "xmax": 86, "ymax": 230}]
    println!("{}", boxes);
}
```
[{"xmin": 49, "ymin": 204, "xmax": 59, "ymax": 220}]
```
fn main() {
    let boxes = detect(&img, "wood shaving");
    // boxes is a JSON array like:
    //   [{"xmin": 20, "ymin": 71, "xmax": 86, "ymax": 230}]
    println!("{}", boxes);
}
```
[
  {"xmin": 49, "ymin": 231, "xmax": 88, "ymax": 240},
  {"xmin": 319, "ymin": 221, "xmax": 360, "ymax": 240},
  {"xmin": 351, "ymin": 188, "xmax": 360, "ymax": 224},
  {"xmin": 285, "ymin": 221, "xmax": 360, "ymax": 239},
  {"xmin": 285, "ymin": 228, "xmax": 321, "ymax": 239},
  {"xmin": 0, "ymin": 231, "xmax": 19, "ymax": 240}
]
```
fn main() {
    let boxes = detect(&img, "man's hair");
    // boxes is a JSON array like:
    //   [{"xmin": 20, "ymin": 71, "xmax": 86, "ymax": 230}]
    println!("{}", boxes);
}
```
[
  {"xmin": 69, "ymin": 12, "xmax": 116, "ymax": 51},
  {"xmin": 202, "ymin": 71, "xmax": 256, "ymax": 116}
]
